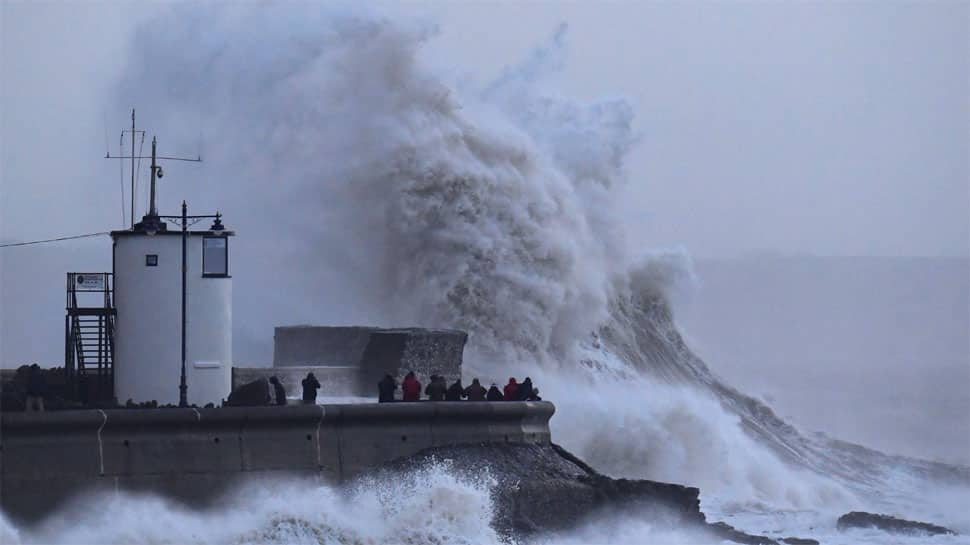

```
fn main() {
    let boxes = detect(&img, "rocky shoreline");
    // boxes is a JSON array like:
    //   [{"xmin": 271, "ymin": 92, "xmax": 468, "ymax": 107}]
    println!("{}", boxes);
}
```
[{"xmin": 378, "ymin": 442, "xmax": 810, "ymax": 544}]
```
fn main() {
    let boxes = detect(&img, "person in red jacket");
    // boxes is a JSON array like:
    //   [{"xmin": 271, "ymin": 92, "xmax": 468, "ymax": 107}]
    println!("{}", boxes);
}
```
[
  {"xmin": 401, "ymin": 371, "xmax": 422, "ymax": 401},
  {"xmin": 503, "ymin": 377, "xmax": 518, "ymax": 401}
]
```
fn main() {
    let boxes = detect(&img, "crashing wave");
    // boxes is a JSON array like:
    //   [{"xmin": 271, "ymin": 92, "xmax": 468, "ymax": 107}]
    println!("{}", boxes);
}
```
[{"xmin": 114, "ymin": 1, "xmax": 968, "ymax": 527}]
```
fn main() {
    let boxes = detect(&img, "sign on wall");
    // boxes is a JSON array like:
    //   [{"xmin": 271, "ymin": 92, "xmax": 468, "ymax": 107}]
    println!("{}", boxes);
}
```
[{"xmin": 75, "ymin": 274, "xmax": 105, "ymax": 291}]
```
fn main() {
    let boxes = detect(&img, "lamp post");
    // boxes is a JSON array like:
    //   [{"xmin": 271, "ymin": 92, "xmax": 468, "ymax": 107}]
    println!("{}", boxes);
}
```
[
  {"xmin": 179, "ymin": 200, "xmax": 188, "ymax": 407},
  {"xmin": 157, "ymin": 202, "xmax": 222, "ymax": 408}
]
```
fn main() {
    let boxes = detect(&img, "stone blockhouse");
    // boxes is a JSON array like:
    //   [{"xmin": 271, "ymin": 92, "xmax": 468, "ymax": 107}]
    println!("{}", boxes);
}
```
[{"xmin": 234, "ymin": 326, "xmax": 467, "ymax": 397}]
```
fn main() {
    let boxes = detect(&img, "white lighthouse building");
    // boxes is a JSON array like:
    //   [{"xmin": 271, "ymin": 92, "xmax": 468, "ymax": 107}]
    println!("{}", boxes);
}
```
[
  {"xmin": 112, "ymin": 209, "xmax": 233, "ymax": 406},
  {"xmin": 102, "ymin": 123, "xmax": 233, "ymax": 406},
  {"xmin": 63, "ymin": 114, "xmax": 234, "ymax": 406}
]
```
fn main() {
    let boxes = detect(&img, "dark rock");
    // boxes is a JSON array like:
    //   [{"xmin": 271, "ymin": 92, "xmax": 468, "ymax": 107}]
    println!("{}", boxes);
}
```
[
  {"xmin": 837, "ymin": 511, "xmax": 956, "ymax": 536},
  {"xmin": 377, "ymin": 442, "xmax": 605, "ymax": 535},
  {"xmin": 707, "ymin": 521, "xmax": 779, "ymax": 545},
  {"xmin": 781, "ymin": 538, "xmax": 819, "ymax": 545},
  {"xmin": 378, "ymin": 442, "xmax": 812, "ymax": 544},
  {"xmin": 225, "ymin": 378, "xmax": 270, "ymax": 407}
]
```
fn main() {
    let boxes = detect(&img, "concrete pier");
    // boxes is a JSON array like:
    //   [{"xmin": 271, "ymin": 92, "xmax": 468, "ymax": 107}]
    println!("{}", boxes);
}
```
[{"xmin": 0, "ymin": 401, "xmax": 553, "ymax": 523}]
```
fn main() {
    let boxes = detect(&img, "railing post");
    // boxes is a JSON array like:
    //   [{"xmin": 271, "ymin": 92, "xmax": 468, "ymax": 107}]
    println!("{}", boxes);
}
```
[
  {"xmin": 97, "ymin": 314, "xmax": 103, "ymax": 403},
  {"xmin": 64, "ymin": 314, "xmax": 72, "ymax": 398}
]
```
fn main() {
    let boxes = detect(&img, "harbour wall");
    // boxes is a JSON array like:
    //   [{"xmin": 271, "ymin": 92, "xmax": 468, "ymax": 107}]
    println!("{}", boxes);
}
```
[{"xmin": 0, "ymin": 401, "xmax": 554, "ymax": 523}]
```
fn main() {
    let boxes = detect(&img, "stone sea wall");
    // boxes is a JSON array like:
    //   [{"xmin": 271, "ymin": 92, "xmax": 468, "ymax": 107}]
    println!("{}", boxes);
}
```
[{"xmin": 0, "ymin": 401, "xmax": 552, "ymax": 523}]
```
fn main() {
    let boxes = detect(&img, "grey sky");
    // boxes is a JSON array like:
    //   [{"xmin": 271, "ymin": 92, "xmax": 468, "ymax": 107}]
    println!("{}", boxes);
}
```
[{"xmin": 1, "ymin": 1, "xmax": 967, "ymax": 258}]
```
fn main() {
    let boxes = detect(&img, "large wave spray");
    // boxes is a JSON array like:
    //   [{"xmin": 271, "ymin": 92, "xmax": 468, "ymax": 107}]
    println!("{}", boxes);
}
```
[
  {"xmin": 90, "ymin": 2, "xmax": 970, "ymax": 539},
  {"xmin": 2, "ymin": 463, "xmax": 502, "ymax": 545},
  {"xmin": 123, "ymin": 6, "xmax": 633, "ymax": 368},
  {"xmin": 1, "ymin": 459, "xmax": 739, "ymax": 545}
]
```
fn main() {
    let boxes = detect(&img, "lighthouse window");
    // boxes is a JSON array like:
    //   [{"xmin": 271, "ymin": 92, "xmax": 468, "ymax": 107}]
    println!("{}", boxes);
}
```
[
  {"xmin": 145, "ymin": 254, "xmax": 158, "ymax": 267},
  {"xmin": 202, "ymin": 236, "xmax": 228, "ymax": 277}
]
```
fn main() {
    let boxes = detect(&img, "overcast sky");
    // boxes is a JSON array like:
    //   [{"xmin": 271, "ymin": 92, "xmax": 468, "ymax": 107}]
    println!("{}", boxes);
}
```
[
  {"xmin": 1, "ymin": 1, "xmax": 968, "ymax": 367},
  {"xmin": 1, "ymin": 1, "xmax": 967, "ymax": 258}
]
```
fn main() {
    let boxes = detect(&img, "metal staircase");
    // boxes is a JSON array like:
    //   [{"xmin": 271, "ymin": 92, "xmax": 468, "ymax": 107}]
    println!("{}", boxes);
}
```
[{"xmin": 65, "ymin": 272, "xmax": 115, "ymax": 403}]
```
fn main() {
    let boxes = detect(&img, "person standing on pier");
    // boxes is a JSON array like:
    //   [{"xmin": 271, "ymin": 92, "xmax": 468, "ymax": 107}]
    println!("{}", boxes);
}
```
[
  {"xmin": 378, "ymin": 374, "xmax": 398, "ymax": 402},
  {"xmin": 503, "ymin": 377, "xmax": 519, "ymax": 401},
  {"xmin": 445, "ymin": 379, "xmax": 465, "ymax": 401},
  {"xmin": 425, "ymin": 375, "xmax": 447, "ymax": 401},
  {"xmin": 24, "ymin": 364, "xmax": 46, "ymax": 412},
  {"xmin": 269, "ymin": 376, "xmax": 287, "ymax": 406},
  {"xmin": 464, "ymin": 378, "xmax": 487, "ymax": 401},
  {"xmin": 301, "ymin": 372, "xmax": 321, "ymax": 404},
  {"xmin": 402, "ymin": 371, "xmax": 421, "ymax": 402}
]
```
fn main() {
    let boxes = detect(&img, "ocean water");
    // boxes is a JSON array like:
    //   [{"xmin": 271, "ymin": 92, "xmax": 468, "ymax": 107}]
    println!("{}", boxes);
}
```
[
  {"xmin": 680, "ymin": 256, "xmax": 970, "ymax": 467},
  {"xmin": 2, "ymin": 459, "xmax": 966, "ymax": 545},
  {"xmin": 4, "ymin": 4, "xmax": 969, "ymax": 543}
]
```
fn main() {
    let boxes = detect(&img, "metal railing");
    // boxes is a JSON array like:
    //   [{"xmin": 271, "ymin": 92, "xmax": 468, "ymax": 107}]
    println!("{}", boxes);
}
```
[{"xmin": 65, "ymin": 272, "xmax": 115, "ymax": 404}]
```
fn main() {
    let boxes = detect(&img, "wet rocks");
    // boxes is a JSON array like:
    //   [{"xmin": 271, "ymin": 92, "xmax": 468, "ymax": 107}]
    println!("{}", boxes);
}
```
[
  {"xmin": 707, "ymin": 521, "xmax": 779, "ymax": 544},
  {"xmin": 379, "ymin": 442, "xmax": 703, "ymax": 538},
  {"xmin": 836, "ymin": 511, "xmax": 956, "ymax": 536},
  {"xmin": 781, "ymin": 537, "xmax": 820, "ymax": 545},
  {"xmin": 382, "ymin": 442, "xmax": 818, "ymax": 545},
  {"xmin": 225, "ymin": 378, "xmax": 270, "ymax": 406},
  {"xmin": 703, "ymin": 522, "xmax": 819, "ymax": 545}
]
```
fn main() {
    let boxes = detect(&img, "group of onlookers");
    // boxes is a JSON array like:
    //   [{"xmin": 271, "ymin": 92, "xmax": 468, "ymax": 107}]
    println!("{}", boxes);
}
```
[
  {"xmin": 378, "ymin": 372, "xmax": 541, "ymax": 402},
  {"xmin": 240, "ymin": 371, "xmax": 542, "ymax": 406}
]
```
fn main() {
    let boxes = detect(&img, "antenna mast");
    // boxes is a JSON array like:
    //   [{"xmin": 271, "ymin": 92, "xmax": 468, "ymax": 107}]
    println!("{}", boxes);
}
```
[
  {"xmin": 105, "ymin": 110, "xmax": 202, "ymax": 230},
  {"xmin": 149, "ymin": 136, "xmax": 160, "ymax": 216},
  {"xmin": 131, "ymin": 110, "xmax": 136, "ymax": 228},
  {"xmin": 105, "ymin": 109, "xmax": 145, "ymax": 229}
]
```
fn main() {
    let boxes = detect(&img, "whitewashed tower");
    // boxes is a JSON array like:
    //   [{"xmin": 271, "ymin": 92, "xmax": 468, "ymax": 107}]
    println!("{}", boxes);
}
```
[{"xmin": 109, "ymin": 116, "xmax": 233, "ymax": 406}]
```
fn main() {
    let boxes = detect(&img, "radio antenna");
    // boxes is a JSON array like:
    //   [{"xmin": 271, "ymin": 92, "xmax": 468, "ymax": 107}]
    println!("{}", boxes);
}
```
[
  {"xmin": 105, "ymin": 110, "xmax": 202, "ymax": 230},
  {"xmin": 105, "ymin": 109, "xmax": 145, "ymax": 229}
]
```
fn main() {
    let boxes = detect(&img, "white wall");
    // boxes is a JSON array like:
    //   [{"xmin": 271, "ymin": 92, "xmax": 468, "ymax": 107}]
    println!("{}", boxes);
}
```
[
  {"xmin": 185, "ymin": 235, "xmax": 232, "ymax": 405},
  {"xmin": 114, "ymin": 232, "xmax": 232, "ymax": 405}
]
